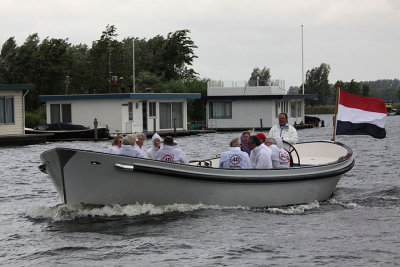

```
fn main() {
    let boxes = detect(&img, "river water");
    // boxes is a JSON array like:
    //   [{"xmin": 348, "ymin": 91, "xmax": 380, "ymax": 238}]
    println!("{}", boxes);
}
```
[{"xmin": 1, "ymin": 114, "xmax": 399, "ymax": 266}]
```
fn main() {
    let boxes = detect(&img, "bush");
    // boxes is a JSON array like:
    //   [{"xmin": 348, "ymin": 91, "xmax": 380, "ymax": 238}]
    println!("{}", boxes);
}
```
[{"xmin": 25, "ymin": 106, "xmax": 46, "ymax": 128}]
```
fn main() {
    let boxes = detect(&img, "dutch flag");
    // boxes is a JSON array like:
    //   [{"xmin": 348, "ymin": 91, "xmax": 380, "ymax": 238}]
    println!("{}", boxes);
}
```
[{"xmin": 336, "ymin": 89, "xmax": 387, "ymax": 139}]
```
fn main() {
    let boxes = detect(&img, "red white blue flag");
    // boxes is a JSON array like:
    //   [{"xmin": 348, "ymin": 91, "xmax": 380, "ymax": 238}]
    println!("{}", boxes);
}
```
[{"xmin": 336, "ymin": 89, "xmax": 387, "ymax": 139}]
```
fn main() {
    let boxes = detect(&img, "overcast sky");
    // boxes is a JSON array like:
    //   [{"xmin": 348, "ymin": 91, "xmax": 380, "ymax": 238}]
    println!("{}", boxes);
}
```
[{"xmin": 1, "ymin": 0, "xmax": 399, "ymax": 88}]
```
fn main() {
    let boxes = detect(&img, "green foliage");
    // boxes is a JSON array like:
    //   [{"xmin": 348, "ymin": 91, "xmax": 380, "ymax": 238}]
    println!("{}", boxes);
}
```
[
  {"xmin": 25, "ymin": 105, "xmax": 46, "ymax": 128},
  {"xmin": 248, "ymin": 66, "xmax": 270, "ymax": 86},
  {"xmin": 0, "ymin": 25, "xmax": 199, "ymax": 111},
  {"xmin": 397, "ymin": 86, "xmax": 400, "ymax": 102},
  {"xmin": 305, "ymin": 105, "xmax": 335, "ymax": 114},
  {"xmin": 304, "ymin": 63, "xmax": 332, "ymax": 105},
  {"xmin": 366, "ymin": 79, "xmax": 400, "ymax": 102},
  {"xmin": 361, "ymin": 83, "xmax": 370, "ymax": 97},
  {"xmin": 345, "ymin": 79, "xmax": 361, "ymax": 95}
]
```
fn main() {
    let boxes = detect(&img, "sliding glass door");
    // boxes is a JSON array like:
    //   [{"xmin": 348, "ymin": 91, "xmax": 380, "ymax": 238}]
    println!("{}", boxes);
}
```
[{"xmin": 159, "ymin": 102, "xmax": 183, "ymax": 129}]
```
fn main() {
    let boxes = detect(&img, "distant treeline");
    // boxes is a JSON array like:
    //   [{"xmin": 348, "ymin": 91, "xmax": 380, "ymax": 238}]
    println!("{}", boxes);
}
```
[
  {"xmin": 0, "ymin": 25, "xmax": 207, "ymax": 121},
  {"xmin": 1, "ymin": 25, "xmax": 399, "ymax": 121},
  {"xmin": 288, "ymin": 63, "xmax": 400, "ymax": 105}
]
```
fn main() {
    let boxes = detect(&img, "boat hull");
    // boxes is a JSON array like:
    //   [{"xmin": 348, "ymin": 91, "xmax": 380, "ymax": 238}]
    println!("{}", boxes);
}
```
[
  {"xmin": 40, "ymin": 141, "xmax": 354, "ymax": 207},
  {"xmin": 26, "ymin": 127, "xmax": 109, "ymax": 140}
]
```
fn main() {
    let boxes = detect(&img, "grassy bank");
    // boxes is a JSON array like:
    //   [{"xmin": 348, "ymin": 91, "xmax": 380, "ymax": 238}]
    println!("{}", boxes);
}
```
[{"xmin": 305, "ymin": 105, "xmax": 335, "ymax": 114}]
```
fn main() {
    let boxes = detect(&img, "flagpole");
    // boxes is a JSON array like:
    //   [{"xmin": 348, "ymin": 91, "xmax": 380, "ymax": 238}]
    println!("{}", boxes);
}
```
[
  {"xmin": 132, "ymin": 39, "xmax": 135, "ymax": 93},
  {"xmin": 301, "ymin": 24, "xmax": 304, "ymax": 95},
  {"xmin": 332, "ymin": 85, "xmax": 340, "ymax": 142}
]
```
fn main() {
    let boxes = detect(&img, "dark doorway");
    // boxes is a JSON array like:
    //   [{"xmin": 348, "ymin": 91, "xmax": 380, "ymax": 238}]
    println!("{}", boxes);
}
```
[{"xmin": 142, "ymin": 101, "xmax": 147, "ymax": 131}]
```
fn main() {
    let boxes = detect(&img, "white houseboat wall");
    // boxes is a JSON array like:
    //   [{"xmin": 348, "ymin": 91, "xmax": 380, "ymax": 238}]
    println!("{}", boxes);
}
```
[
  {"xmin": 38, "ymin": 93, "xmax": 201, "ymax": 135},
  {"xmin": 0, "ymin": 84, "xmax": 34, "ymax": 135},
  {"xmin": 205, "ymin": 80, "xmax": 316, "ymax": 130}
]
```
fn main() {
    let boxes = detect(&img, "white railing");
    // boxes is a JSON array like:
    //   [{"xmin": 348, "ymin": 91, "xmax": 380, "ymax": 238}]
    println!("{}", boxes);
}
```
[{"xmin": 208, "ymin": 79, "xmax": 285, "ymax": 89}]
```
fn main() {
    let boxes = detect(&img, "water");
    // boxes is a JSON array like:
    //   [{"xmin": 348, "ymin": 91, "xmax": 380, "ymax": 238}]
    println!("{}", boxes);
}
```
[{"xmin": 1, "ymin": 114, "xmax": 400, "ymax": 266}]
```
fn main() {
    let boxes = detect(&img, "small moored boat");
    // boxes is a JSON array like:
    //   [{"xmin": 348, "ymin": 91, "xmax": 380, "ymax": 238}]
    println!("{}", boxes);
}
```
[
  {"xmin": 39, "ymin": 141, "xmax": 354, "ymax": 207},
  {"xmin": 26, "ymin": 122, "xmax": 109, "ymax": 140}
]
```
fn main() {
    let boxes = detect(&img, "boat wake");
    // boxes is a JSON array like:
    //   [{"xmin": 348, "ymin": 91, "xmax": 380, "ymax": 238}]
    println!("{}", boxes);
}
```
[
  {"xmin": 25, "ymin": 203, "xmax": 248, "ymax": 221},
  {"xmin": 25, "ymin": 197, "xmax": 364, "ymax": 222},
  {"xmin": 258, "ymin": 201, "xmax": 321, "ymax": 214}
]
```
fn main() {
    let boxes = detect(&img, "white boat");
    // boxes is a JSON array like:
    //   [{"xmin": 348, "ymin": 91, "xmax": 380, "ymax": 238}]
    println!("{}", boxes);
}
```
[{"xmin": 39, "ymin": 141, "xmax": 354, "ymax": 207}]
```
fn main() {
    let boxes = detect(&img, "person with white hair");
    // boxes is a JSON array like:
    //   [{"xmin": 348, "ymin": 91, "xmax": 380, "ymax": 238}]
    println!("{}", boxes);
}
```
[
  {"xmin": 134, "ymin": 132, "xmax": 148, "ymax": 158},
  {"xmin": 265, "ymin": 137, "xmax": 290, "ymax": 168},
  {"xmin": 219, "ymin": 137, "xmax": 251, "ymax": 169},
  {"xmin": 118, "ymin": 134, "xmax": 147, "ymax": 158},
  {"xmin": 146, "ymin": 133, "xmax": 162, "ymax": 159}
]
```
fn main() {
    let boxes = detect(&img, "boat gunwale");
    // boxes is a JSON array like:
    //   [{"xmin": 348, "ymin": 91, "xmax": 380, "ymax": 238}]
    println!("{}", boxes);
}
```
[{"xmin": 41, "ymin": 140, "xmax": 354, "ymax": 184}]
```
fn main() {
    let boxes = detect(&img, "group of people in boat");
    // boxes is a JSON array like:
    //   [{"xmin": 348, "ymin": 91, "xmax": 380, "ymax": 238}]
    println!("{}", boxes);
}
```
[
  {"xmin": 222, "ymin": 112, "xmax": 298, "ymax": 169},
  {"xmin": 106, "ymin": 132, "xmax": 189, "ymax": 164},
  {"xmin": 106, "ymin": 112, "xmax": 298, "ymax": 169}
]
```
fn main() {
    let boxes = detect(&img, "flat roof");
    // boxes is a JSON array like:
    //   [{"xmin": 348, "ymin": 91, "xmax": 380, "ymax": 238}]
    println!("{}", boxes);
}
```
[
  {"xmin": 203, "ymin": 94, "xmax": 317, "ymax": 100},
  {"xmin": 39, "ymin": 93, "xmax": 202, "ymax": 101},
  {"xmin": 0, "ymin": 84, "xmax": 35, "ymax": 91}
]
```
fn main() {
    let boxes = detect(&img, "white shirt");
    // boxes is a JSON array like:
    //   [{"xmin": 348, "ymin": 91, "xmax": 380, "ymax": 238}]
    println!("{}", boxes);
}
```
[
  {"xmin": 146, "ymin": 146, "xmax": 160, "ymax": 159},
  {"xmin": 146, "ymin": 133, "xmax": 162, "ymax": 159},
  {"xmin": 268, "ymin": 124, "xmax": 298, "ymax": 144},
  {"xmin": 118, "ymin": 144, "xmax": 147, "ymax": 158},
  {"xmin": 156, "ymin": 145, "xmax": 189, "ymax": 164},
  {"xmin": 134, "ymin": 144, "xmax": 148, "ymax": 158},
  {"xmin": 250, "ymin": 145, "xmax": 273, "ymax": 169},
  {"xmin": 269, "ymin": 144, "xmax": 290, "ymax": 168},
  {"xmin": 219, "ymin": 147, "xmax": 251, "ymax": 169},
  {"xmin": 106, "ymin": 145, "xmax": 120, "ymax": 154}
]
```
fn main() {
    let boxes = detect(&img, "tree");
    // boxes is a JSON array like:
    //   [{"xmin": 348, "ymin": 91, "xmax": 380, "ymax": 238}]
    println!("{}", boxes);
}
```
[
  {"xmin": 397, "ymin": 86, "xmax": 400, "ymax": 102},
  {"xmin": 162, "ymin": 29, "xmax": 198, "ymax": 81},
  {"xmin": 287, "ymin": 86, "xmax": 300, "ymax": 94},
  {"xmin": 345, "ymin": 79, "xmax": 361, "ymax": 95},
  {"xmin": 248, "ymin": 66, "xmax": 270, "ymax": 86},
  {"xmin": 304, "ymin": 63, "xmax": 332, "ymax": 105},
  {"xmin": 0, "ymin": 37, "xmax": 18, "ymax": 83},
  {"xmin": 361, "ymin": 83, "xmax": 370, "ymax": 97}
]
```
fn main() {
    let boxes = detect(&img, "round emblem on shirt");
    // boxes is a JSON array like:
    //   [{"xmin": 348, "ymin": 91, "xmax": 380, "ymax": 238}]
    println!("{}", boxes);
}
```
[
  {"xmin": 279, "ymin": 151, "xmax": 290, "ymax": 162},
  {"xmin": 230, "ymin": 154, "xmax": 242, "ymax": 165},
  {"xmin": 162, "ymin": 154, "xmax": 174, "ymax": 162}
]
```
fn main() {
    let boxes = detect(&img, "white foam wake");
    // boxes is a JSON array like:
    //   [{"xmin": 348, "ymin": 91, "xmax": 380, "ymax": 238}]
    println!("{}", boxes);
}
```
[
  {"xmin": 25, "ymin": 203, "xmax": 248, "ymax": 221},
  {"xmin": 328, "ymin": 198, "xmax": 358, "ymax": 208},
  {"xmin": 261, "ymin": 201, "xmax": 321, "ymax": 214}
]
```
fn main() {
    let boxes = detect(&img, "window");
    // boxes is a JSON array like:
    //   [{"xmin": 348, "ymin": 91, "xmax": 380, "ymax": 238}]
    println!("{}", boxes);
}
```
[
  {"xmin": 275, "ymin": 101, "xmax": 280, "ymax": 118},
  {"xmin": 209, "ymin": 101, "xmax": 232, "ymax": 119},
  {"xmin": 282, "ymin": 101, "xmax": 289, "ymax": 114},
  {"xmin": 0, "ymin": 97, "xmax": 14, "ymax": 124},
  {"xmin": 50, "ymin": 104, "xmax": 61, "ymax": 123},
  {"xmin": 149, "ymin": 102, "xmax": 156, "ymax": 117},
  {"xmin": 50, "ymin": 103, "xmax": 71, "ymax": 123},
  {"xmin": 128, "ymin": 102, "xmax": 133, "ymax": 121},
  {"xmin": 172, "ymin": 102, "xmax": 183, "ymax": 128},
  {"xmin": 297, "ymin": 101, "xmax": 302, "ymax": 117},
  {"xmin": 62, "ymin": 104, "xmax": 71, "ymax": 123},
  {"xmin": 291, "ymin": 101, "xmax": 297, "ymax": 117},
  {"xmin": 160, "ymin": 103, "xmax": 172, "ymax": 129},
  {"xmin": 159, "ymin": 102, "xmax": 184, "ymax": 129}
]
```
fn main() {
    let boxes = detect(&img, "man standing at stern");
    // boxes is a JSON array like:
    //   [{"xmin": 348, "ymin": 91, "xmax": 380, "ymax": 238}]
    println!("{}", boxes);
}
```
[{"xmin": 268, "ymin": 113, "xmax": 298, "ymax": 144}]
